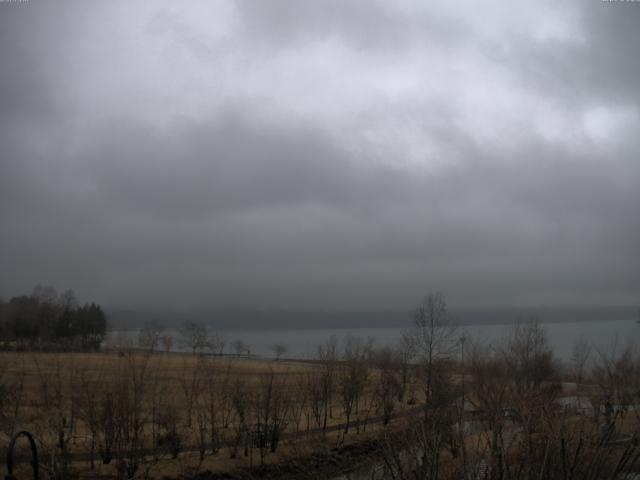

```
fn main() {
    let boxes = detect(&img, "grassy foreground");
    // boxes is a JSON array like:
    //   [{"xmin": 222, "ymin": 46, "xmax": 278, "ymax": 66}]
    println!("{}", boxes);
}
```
[
  {"xmin": 4, "ymin": 318, "xmax": 640, "ymax": 480},
  {"xmin": 0, "ymin": 349, "xmax": 417, "ymax": 479}
]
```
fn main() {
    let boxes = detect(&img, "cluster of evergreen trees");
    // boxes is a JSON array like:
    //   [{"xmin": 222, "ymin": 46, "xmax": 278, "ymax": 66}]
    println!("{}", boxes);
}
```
[{"xmin": 0, "ymin": 285, "xmax": 107, "ymax": 350}]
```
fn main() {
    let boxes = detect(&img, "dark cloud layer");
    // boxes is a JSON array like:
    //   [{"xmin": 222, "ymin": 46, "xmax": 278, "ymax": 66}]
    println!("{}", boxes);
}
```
[{"xmin": 1, "ymin": 1, "xmax": 639, "ymax": 311}]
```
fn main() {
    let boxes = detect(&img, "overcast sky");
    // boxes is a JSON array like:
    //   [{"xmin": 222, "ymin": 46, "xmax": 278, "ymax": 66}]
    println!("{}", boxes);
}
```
[{"xmin": 1, "ymin": 0, "xmax": 639, "ymax": 310}]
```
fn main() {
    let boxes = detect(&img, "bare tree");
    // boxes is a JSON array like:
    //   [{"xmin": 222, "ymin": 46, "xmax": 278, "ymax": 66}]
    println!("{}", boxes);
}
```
[
  {"xmin": 592, "ymin": 341, "xmax": 637, "ymax": 427},
  {"xmin": 116, "ymin": 351, "xmax": 153, "ymax": 479},
  {"xmin": 156, "ymin": 403, "xmax": 182, "ymax": 459},
  {"xmin": 251, "ymin": 368, "xmax": 291, "ymax": 464},
  {"xmin": 396, "ymin": 333, "xmax": 416, "ymax": 403},
  {"xmin": 137, "ymin": 320, "xmax": 163, "ymax": 351},
  {"xmin": 58, "ymin": 289, "xmax": 78, "ymax": 309},
  {"xmin": 218, "ymin": 361, "xmax": 235, "ymax": 429},
  {"xmin": 306, "ymin": 369, "xmax": 325, "ymax": 431},
  {"xmin": 389, "ymin": 293, "xmax": 460, "ymax": 477},
  {"xmin": 338, "ymin": 336, "xmax": 369, "ymax": 433},
  {"xmin": 501, "ymin": 321, "xmax": 557, "ymax": 395},
  {"xmin": 229, "ymin": 377, "xmax": 250, "ymax": 459},
  {"xmin": 411, "ymin": 292, "xmax": 457, "ymax": 412},
  {"xmin": 288, "ymin": 373, "xmax": 308, "ymax": 433},
  {"xmin": 500, "ymin": 322, "xmax": 560, "ymax": 465},
  {"xmin": 208, "ymin": 331, "xmax": 226, "ymax": 355},
  {"xmin": 179, "ymin": 356, "xmax": 204, "ymax": 428},
  {"xmin": 372, "ymin": 346, "xmax": 401, "ymax": 426},
  {"xmin": 571, "ymin": 337, "xmax": 592, "ymax": 391},
  {"xmin": 232, "ymin": 338, "xmax": 250, "ymax": 357},
  {"xmin": 180, "ymin": 321, "xmax": 209, "ymax": 355},
  {"xmin": 467, "ymin": 342, "xmax": 512, "ymax": 476},
  {"xmin": 271, "ymin": 343, "xmax": 289, "ymax": 361},
  {"xmin": 31, "ymin": 355, "xmax": 76, "ymax": 478},
  {"xmin": 198, "ymin": 357, "xmax": 224, "ymax": 456},
  {"xmin": 0, "ymin": 356, "xmax": 25, "ymax": 440},
  {"xmin": 316, "ymin": 336, "xmax": 338, "ymax": 434}
]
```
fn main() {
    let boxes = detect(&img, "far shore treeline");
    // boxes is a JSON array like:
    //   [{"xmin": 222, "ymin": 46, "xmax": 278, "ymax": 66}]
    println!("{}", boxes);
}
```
[{"xmin": 0, "ymin": 285, "xmax": 107, "ymax": 350}]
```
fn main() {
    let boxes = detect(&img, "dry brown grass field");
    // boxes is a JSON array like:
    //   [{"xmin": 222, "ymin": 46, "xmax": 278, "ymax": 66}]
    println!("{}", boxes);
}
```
[
  {"xmin": 0, "ymin": 350, "xmax": 418, "ymax": 479},
  {"xmin": 3, "ymin": 322, "xmax": 640, "ymax": 480}
]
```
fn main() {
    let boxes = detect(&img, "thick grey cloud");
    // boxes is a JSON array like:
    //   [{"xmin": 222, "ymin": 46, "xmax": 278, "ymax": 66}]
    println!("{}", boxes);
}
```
[{"xmin": 0, "ymin": 0, "xmax": 639, "ymax": 311}]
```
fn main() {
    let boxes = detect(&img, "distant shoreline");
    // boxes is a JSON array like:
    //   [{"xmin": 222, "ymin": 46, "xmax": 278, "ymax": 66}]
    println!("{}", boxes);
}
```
[
  {"xmin": 107, "ymin": 314, "xmax": 637, "ymax": 333},
  {"xmin": 105, "ymin": 305, "xmax": 640, "ymax": 334}
]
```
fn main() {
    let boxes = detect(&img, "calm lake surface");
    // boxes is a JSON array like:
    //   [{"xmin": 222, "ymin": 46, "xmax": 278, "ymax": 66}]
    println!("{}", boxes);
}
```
[{"xmin": 109, "ymin": 318, "xmax": 640, "ymax": 361}]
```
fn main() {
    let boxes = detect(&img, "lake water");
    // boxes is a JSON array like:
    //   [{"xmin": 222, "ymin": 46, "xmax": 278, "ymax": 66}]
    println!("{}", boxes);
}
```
[{"xmin": 108, "ymin": 318, "xmax": 640, "ymax": 362}]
